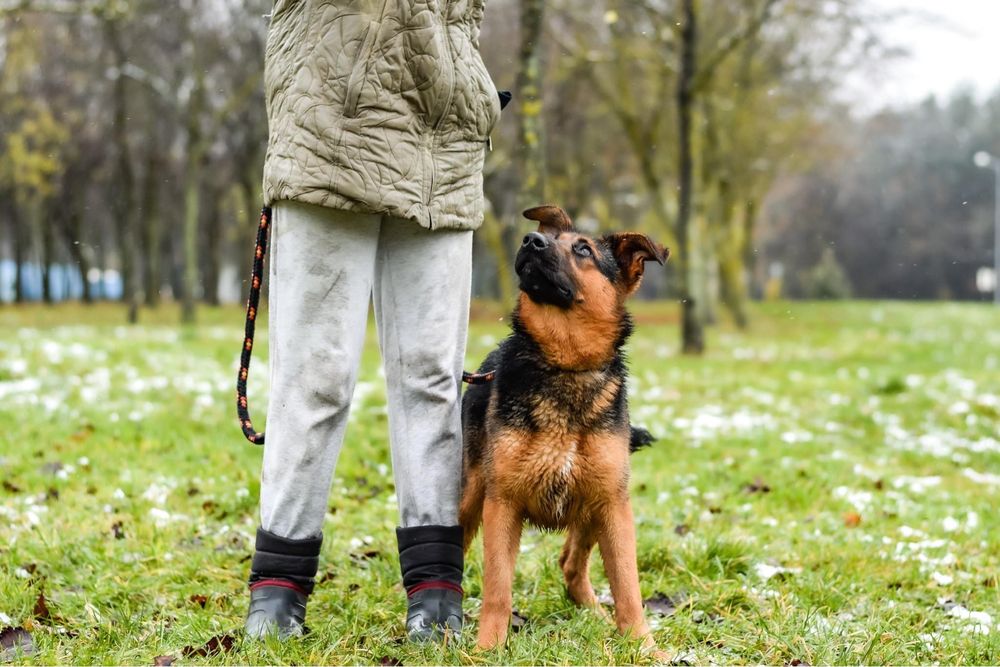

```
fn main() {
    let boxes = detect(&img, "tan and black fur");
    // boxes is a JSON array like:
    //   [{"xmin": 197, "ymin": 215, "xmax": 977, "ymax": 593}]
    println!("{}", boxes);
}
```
[{"xmin": 460, "ymin": 205, "xmax": 669, "ymax": 655}]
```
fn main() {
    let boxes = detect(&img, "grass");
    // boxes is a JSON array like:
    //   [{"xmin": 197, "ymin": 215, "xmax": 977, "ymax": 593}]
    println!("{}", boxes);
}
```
[{"xmin": 1, "ymin": 300, "xmax": 999, "ymax": 665}]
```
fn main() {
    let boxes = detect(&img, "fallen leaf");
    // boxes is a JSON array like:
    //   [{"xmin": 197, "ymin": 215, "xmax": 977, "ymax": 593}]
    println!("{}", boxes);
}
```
[
  {"xmin": 743, "ymin": 477, "xmax": 771, "ymax": 494},
  {"xmin": 0, "ymin": 626, "xmax": 35, "ymax": 661},
  {"xmin": 152, "ymin": 656, "xmax": 175, "ymax": 666},
  {"xmin": 181, "ymin": 633, "xmax": 235, "ymax": 658},
  {"xmin": 644, "ymin": 591, "xmax": 688, "ymax": 616},
  {"xmin": 32, "ymin": 592, "xmax": 51, "ymax": 622},
  {"xmin": 843, "ymin": 512, "xmax": 862, "ymax": 528},
  {"xmin": 188, "ymin": 594, "xmax": 207, "ymax": 609},
  {"xmin": 510, "ymin": 610, "xmax": 528, "ymax": 632},
  {"xmin": 69, "ymin": 425, "xmax": 95, "ymax": 442},
  {"xmin": 350, "ymin": 550, "xmax": 380, "ymax": 564}
]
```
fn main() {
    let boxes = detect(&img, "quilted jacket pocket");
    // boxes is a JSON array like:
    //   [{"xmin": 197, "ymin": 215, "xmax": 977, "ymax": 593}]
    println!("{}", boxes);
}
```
[{"xmin": 344, "ymin": 19, "xmax": 381, "ymax": 118}]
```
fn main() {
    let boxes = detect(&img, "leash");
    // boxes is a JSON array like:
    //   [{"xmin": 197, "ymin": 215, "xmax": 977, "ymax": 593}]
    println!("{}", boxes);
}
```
[
  {"xmin": 237, "ymin": 206, "xmax": 495, "ymax": 445},
  {"xmin": 236, "ymin": 208, "xmax": 270, "ymax": 445}
]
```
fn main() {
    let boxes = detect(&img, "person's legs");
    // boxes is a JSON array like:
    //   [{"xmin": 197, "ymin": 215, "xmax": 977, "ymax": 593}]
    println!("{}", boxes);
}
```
[
  {"xmin": 373, "ymin": 217, "xmax": 471, "ymax": 528},
  {"xmin": 247, "ymin": 200, "xmax": 379, "ymax": 639},
  {"xmin": 373, "ymin": 215, "xmax": 473, "ymax": 639}
]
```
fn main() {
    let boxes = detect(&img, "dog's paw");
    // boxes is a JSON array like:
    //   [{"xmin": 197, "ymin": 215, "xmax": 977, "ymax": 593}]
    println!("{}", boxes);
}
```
[{"xmin": 649, "ymin": 649, "xmax": 672, "ymax": 664}]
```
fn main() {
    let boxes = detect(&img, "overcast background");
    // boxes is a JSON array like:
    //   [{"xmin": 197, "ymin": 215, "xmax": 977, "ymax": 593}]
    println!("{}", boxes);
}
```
[{"xmin": 847, "ymin": 0, "xmax": 1000, "ymax": 112}]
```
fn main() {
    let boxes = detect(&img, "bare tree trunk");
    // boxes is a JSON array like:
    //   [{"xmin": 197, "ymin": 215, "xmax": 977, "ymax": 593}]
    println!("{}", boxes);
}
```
[
  {"xmin": 516, "ymin": 0, "xmax": 545, "ymax": 204},
  {"xmin": 181, "ymin": 70, "xmax": 206, "ymax": 324},
  {"xmin": 139, "ymin": 144, "xmax": 162, "ymax": 307},
  {"xmin": 742, "ymin": 198, "xmax": 757, "ymax": 298},
  {"xmin": 105, "ymin": 16, "xmax": 139, "ymax": 323},
  {"xmin": 488, "ymin": 0, "xmax": 546, "ymax": 307},
  {"xmin": 181, "ymin": 163, "xmax": 201, "ymax": 322},
  {"xmin": 40, "ymin": 204, "xmax": 54, "ymax": 303},
  {"xmin": 13, "ymin": 209, "xmax": 24, "ymax": 303},
  {"xmin": 481, "ymin": 208, "xmax": 514, "ymax": 303},
  {"xmin": 61, "ymin": 209, "xmax": 94, "ymax": 304},
  {"xmin": 95, "ymin": 235, "xmax": 107, "ymax": 301},
  {"xmin": 719, "ymin": 256, "xmax": 748, "ymax": 328},
  {"xmin": 203, "ymin": 179, "xmax": 222, "ymax": 306},
  {"xmin": 238, "ymin": 167, "xmax": 265, "ymax": 302},
  {"xmin": 676, "ymin": 0, "xmax": 704, "ymax": 354}
]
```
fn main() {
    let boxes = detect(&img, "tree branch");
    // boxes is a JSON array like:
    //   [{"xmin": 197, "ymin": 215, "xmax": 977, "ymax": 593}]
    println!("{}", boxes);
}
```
[{"xmin": 691, "ymin": 0, "xmax": 780, "ymax": 94}]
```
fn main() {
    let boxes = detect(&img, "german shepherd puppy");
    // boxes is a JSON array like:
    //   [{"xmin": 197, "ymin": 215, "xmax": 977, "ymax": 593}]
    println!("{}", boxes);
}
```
[{"xmin": 460, "ymin": 205, "xmax": 669, "ymax": 655}]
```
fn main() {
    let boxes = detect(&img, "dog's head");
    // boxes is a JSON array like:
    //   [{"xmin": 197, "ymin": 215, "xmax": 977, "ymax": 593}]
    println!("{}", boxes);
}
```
[
  {"xmin": 516, "ymin": 205, "xmax": 669, "ymax": 309},
  {"xmin": 514, "ymin": 205, "xmax": 669, "ymax": 369}
]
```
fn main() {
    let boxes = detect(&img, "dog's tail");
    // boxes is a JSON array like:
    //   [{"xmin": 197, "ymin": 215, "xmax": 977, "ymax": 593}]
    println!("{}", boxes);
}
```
[{"xmin": 629, "ymin": 425, "xmax": 656, "ymax": 453}]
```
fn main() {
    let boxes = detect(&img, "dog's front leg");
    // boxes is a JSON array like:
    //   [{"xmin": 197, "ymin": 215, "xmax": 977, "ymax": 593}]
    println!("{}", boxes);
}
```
[
  {"xmin": 476, "ymin": 496, "xmax": 523, "ymax": 651},
  {"xmin": 597, "ymin": 497, "xmax": 662, "ymax": 656}
]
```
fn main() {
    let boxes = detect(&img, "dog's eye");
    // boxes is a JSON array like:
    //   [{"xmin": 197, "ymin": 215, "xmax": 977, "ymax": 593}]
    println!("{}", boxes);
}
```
[{"xmin": 574, "ymin": 244, "xmax": 593, "ymax": 258}]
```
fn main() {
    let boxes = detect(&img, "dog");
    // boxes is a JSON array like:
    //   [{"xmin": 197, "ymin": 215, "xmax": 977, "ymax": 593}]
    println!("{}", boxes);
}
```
[{"xmin": 460, "ymin": 204, "xmax": 669, "ymax": 656}]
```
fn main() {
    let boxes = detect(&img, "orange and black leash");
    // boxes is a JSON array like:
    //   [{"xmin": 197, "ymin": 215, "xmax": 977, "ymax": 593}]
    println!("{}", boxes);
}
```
[
  {"xmin": 236, "ymin": 207, "xmax": 495, "ymax": 445},
  {"xmin": 236, "ymin": 207, "xmax": 270, "ymax": 444}
]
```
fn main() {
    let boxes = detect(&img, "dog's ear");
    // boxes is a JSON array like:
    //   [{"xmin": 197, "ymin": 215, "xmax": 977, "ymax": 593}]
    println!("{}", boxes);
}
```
[
  {"xmin": 523, "ymin": 205, "xmax": 574, "ymax": 235},
  {"xmin": 602, "ymin": 232, "xmax": 669, "ymax": 293}
]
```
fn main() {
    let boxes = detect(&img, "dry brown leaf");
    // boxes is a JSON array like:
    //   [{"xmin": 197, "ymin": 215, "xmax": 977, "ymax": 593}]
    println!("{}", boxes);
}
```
[{"xmin": 181, "ymin": 633, "xmax": 235, "ymax": 658}]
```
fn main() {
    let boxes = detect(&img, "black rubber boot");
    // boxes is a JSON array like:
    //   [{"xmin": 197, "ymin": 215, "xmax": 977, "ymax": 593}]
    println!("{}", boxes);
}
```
[
  {"xmin": 246, "ymin": 583, "xmax": 308, "ymax": 639},
  {"xmin": 245, "ymin": 528, "xmax": 322, "ymax": 640},
  {"xmin": 397, "ymin": 525, "xmax": 464, "ymax": 642}
]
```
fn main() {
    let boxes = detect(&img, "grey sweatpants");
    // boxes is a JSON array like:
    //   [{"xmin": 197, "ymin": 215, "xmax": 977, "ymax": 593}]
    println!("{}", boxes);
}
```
[{"xmin": 259, "ymin": 200, "xmax": 472, "ymax": 540}]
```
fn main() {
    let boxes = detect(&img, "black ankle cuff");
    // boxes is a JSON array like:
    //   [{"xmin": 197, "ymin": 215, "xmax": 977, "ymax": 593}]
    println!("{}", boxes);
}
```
[
  {"xmin": 249, "ymin": 528, "xmax": 323, "ymax": 595},
  {"xmin": 396, "ymin": 525, "xmax": 463, "ymax": 593}
]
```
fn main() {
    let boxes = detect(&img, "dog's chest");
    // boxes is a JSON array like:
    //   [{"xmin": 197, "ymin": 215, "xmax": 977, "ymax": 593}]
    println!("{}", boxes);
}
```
[
  {"xmin": 488, "ymin": 367, "xmax": 628, "ymax": 526},
  {"xmin": 493, "ymin": 424, "xmax": 626, "ymax": 528}
]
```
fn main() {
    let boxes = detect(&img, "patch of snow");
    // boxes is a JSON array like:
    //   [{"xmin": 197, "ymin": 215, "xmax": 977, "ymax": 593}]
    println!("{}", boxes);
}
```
[
  {"xmin": 931, "ymin": 571, "xmax": 953, "ymax": 586},
  {"xmin": 963, "ymin": 468, "xmax": 1000, "ymax": 486},
  {"xmin": 754, "ymin": 562, "xmax": 801, "ymax": 580}
]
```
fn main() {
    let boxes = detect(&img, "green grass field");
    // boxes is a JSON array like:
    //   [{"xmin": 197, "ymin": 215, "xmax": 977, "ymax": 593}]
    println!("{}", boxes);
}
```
[{"xmin": 1, "ymin": 301, "xmax": 999, "ymax": 665}]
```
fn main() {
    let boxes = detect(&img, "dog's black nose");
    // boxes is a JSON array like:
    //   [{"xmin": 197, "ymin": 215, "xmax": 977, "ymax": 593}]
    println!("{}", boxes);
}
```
[{"xmin": 522, "ymin": 232, "xmax": 549, "ymax": 251}]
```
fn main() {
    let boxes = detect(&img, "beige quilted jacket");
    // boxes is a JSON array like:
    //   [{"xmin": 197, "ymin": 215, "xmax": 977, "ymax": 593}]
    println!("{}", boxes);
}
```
[{"xmin": 262, "ymin": 0, "xmax": 501, "ymax": 231}]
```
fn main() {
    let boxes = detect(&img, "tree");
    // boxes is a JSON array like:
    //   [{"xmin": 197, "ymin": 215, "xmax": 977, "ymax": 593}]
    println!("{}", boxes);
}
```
[{"xmin": 103, "ymin": 3, "xmax": 141, "ymax": 321}]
